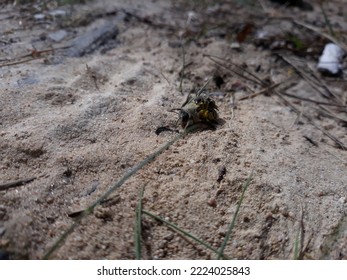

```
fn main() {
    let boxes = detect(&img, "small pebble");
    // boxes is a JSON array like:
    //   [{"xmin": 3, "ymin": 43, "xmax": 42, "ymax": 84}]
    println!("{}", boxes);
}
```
[{"xmin": 207, "ymin": 198, "xmax": 217, "ymax": 208}]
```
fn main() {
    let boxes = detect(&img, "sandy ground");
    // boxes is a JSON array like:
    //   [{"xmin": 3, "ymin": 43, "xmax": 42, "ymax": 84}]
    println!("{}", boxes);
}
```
[{"xmin": 0, "ymin": 0, "xmax": 347, "ymax": 260}]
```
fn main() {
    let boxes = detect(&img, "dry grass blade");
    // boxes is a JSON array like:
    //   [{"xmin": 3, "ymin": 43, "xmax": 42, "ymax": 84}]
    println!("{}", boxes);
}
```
[
  {"xmin": 293, "ymin": 20, "xmax": 347, "ymax": 53},
  {"xmin": 274, "ymin": 91, "xmax": 347, "ymax": 150},
  {"xmin": 279, "ymin": 91, "xmax": 347, "ymax": 108},
  {"xmin": 142, "ymin": 210, "xmax": 229, "ymax": 259},
  {"xmin": 207, "ymin": 52, "xmax": 346, "ymax": 149},
  {"xmin": 276, "ymin": 54, "xmax": 341, "ymax": 102},
  {"xmin": 0, "ymin": 177, "xmax": 36, "ymax": 191},
  {"xmin": 217, "ymin": 171, "xmax": 253, "ymax": 259},
  {"xmin": 179, "ymin": 38, "xmax": 186, "ymax": 95},
  {"xmin": 239, "ymin": 79, "xmax": 289, "ymax": 101},
  {"xmin": 318, "ymin": 1, "xmax": 335, "ymax": 37},
  {"xmin": 205, "ymin": 54, "xmax": 264, "ymax": 86},
  {"xmin": 317, "ymin": 106, "xmax": 347, "ymax": 123},
  {"xmin": 197, "ymin": 77, "xmax": 213, "ymax": 95}
]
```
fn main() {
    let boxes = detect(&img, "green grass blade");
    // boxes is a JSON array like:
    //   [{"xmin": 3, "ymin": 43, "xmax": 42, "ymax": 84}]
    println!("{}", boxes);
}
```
[
  {"xmin": 143, "ymin": 210, "xmax": 229, "ymax": 259},
  {"xmin": 135, "ymin": 185, "xmax": 145, "ymax": 260},
  {"xmin": 319, "ymin": 1, "xmax": 335, "ymax": 37},
  {"xmin": 217, "ymin": 171, "xmax": 253, "ymax": 259},
  {"xmin": 293, "ymin": 227, "xmax": 300, "ymax": 260}
]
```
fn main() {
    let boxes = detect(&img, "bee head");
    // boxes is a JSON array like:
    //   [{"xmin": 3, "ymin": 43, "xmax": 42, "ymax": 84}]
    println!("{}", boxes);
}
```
[
  {"xmin": 194, "ymin": 97, "xmax": 202, "ymax": 104},
  {"xmin": 179, "ymin": 109, "xmax": 190, "ymax": 128}
]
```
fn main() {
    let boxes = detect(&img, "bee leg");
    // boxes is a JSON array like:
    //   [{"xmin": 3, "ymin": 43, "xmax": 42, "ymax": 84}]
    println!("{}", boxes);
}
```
[{"xmin": 204, "ymin": 120, "xmax": 218, "ymax": 130}]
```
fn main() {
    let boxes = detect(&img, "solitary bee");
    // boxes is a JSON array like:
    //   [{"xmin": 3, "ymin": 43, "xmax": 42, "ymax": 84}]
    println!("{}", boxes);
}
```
[{"xmin": 179, "ymin": 91, "xmax": 219, "ymax": 129}]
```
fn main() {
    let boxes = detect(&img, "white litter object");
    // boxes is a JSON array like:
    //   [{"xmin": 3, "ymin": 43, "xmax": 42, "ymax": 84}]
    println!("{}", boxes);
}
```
[{"xmin": 317, "ymin": 43, "xmax": 345, "ymax": 76}]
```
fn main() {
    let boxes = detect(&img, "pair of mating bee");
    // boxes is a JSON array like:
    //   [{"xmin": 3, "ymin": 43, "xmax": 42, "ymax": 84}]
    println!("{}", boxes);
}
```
[{"xmin": 174, "ymin": 79, "xmax": 219, "ymax": 130}]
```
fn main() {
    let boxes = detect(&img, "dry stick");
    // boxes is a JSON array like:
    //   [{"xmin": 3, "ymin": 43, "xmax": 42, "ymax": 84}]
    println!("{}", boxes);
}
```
[
  {"xmin": 43, "ymin": 127, "xmax": 197, "ymax": 259},
  {"xmin": 0, "ymin": 177, "xmax": 36, "ymax": 191}
]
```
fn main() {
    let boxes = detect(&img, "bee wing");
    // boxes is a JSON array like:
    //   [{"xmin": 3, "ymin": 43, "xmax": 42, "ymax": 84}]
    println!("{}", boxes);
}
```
[
  {"xmin": 181, "ymin": 92, "xmax": 196, "ymax": 107},
  {"xmin": 196, "ymin": 77, "xmax": 213, "ymax": 96},
  {"xmin": 181, "ymin": 77, "xmax": 212, "ymax": 107}
]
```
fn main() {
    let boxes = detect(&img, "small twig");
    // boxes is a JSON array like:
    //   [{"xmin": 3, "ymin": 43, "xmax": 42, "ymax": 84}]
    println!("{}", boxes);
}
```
[
  {"xmin": 303, "ymin": 136, "xmax": 319, "ymax": 147},
  {"xmin": 0, "ymin": 46, "xmax": 71, "ymax": 68},
  {"xmin": 0, "ymin": 57, "xmax": 42, "ymax": 67},
  {"xmin": 86, "ymin": 64, "xmax": 99, "ymax": 91},
  {"xmin": 160, "ymin": 71, "xmax": 170, "ymax": 85},
  {"xmin": 18, "ymin": 46, "xmax": 72, "ymax": 60},
  {"xmin": 0, "ymin": 177, "xmax": 36, "ymax": 191},
  {"xmin": 238, "ymin": 80, "xmax": 286, "ymax": 100}
]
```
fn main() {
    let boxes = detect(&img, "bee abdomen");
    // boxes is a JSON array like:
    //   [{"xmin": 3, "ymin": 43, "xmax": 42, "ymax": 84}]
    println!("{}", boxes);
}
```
[{"xmin": 198, "ymin": 109, "xmax": 218, "ymax": 122}]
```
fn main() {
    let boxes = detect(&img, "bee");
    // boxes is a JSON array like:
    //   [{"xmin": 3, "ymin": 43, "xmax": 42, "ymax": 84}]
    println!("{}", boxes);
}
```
[
  {"xmin": 178, "ymin": 88, "xmax": 219, "ymax": 130},
  {"xmin": 166, "ymin": 78, "xmax": 220, "ymax": 132}
]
